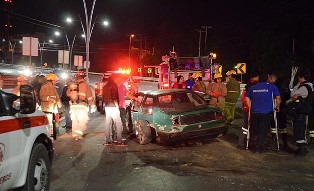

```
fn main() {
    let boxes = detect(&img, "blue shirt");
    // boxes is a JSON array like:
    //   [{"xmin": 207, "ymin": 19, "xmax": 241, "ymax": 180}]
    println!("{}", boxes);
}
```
[
  {"xmin": 246, "ymin": 82, "xmax": 280, "ymax": 114},
  {"xmin": 185, "ymin": 79, "xmax": 195, "ymax": 90}
]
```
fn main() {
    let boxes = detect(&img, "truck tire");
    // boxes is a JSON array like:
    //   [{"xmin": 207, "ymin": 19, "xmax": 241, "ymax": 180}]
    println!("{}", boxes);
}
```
[
  {"xmin": 22, "ymin": 143, "xmax": 51, "ymax": 191},
  {"xmin": 135, "ymin": 121, "xmax": 152, "ymax": 145}
]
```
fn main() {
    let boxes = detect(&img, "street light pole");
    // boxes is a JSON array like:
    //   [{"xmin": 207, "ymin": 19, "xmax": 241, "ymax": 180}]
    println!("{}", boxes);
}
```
[
  {"xmin": 82, "ymin": 0, "xmax": 97, "ymax": 83},
  {"xmin": 128, "ymin": 34, "xmax": 134, "ymax": 68}
]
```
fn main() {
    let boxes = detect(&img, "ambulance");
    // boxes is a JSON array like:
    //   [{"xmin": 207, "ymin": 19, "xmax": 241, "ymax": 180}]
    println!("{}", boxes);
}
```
[{"xmin": 0, "ymin": 84, "xmax": 53, "ymax": 191}]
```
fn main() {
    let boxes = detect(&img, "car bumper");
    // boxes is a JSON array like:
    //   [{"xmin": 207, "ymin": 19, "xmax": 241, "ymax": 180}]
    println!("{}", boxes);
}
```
[{"xmin": 157, "ymin": 124, "xmax": 229, "ymax": 143}]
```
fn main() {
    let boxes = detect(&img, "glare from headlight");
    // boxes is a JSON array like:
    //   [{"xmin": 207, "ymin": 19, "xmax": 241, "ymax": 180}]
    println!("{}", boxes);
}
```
[
  {"xmin": 61, "ymin": 73, "xmax": 68, "ymax": 79},
  {"xmin": 23, "ymin": 68, "xmax": 32, "ymax": 76}
]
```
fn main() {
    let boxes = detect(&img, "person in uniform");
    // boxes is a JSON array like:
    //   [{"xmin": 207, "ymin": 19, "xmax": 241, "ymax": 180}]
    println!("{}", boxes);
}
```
[
  {"xmin": 290, "ymin": 70, "xmax": 313, "ymax": 156},
  {"xmin": 11, "ymin": 75, "xmax": 28, "ymax": 96},
  {"xmin": 206, "ymin": 73, "xmax": 227, "ymax": 110},
  {"xmin": 224, "ymin": 70, "xmax": 240, "ymax": 125},
  {"xmin": 67, "ymin": 71, "xmax": 96, "ymax": 140},
  {"xmin": 40, "ymin": 73, "xmax": 62, "ymax": 137}
]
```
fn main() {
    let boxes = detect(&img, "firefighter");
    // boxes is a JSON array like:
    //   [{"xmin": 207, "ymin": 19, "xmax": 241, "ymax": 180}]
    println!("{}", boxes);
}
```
[
  {"xmin": 11, "ymin": 75, "xmax": 28, "ymax": 96},
  {"xmin": 39, "ymin": 73, "xmax": 62, "ymax": 136},
  {"xmin": 224, "ymin": 70, "xmax": 240, "ymax": 125},
  {"xmin": 67, "ymin": 70, "xmax": 96, "ymax": 140},
  {"xmin": 192, "ymin": 72, "xmax": 206, "ymax": 93},
  {"xmin": 206, "ymin": 73, "xmax": 227, "ymax": 110}
]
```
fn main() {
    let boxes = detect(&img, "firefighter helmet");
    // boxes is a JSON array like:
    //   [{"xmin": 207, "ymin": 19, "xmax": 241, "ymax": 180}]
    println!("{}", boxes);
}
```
[
  {"xmin": 192, "ymin": 72, "xmax": 202, "ymax": 78},
  {"xmin": 46, "ymin": 73, "xmax": 58, "ymax": 81},
  {"xmin": 16, "ymin": 75, "xmax": 27, "ymax": 82},
  {"xmin": 75, "ymin": 70, "xmax": 86, "ymax": 79},
  {"xmin": 214, "ymin": 73, "xmax": 222, "ymax": 79},
  {"xmin": 226, "ymin": 70, "xmax": 236, "ymax": 76}
]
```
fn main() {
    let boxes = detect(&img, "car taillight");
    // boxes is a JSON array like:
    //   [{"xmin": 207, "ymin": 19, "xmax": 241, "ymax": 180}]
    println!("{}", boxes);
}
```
[{"xmin": 215, "ymin": 111, "xmax": 224, "ymax": 120}]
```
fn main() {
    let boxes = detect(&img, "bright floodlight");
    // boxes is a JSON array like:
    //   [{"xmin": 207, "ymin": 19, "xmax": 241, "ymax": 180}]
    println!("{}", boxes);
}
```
[
  {"xmin": 103, "ymin": 20, "xmax": 109, "ymax": 26},
  {"xmin": 49, "ymin": 39, "xmax": 53, "ymax": 43},
  {"xmin": 66, "ymin": 17, "xmax": 72, "ymax": 23},
  {"xmin": 81, "ymin": 34, "xmax": 86, "ymax": 38},
  {"xmin": 55, "ymin": 31, "xmax": 60, "ymax": 36},
  {"xmin": 19, "ymin": 40, "xmax": 22, "ymax": 44}
]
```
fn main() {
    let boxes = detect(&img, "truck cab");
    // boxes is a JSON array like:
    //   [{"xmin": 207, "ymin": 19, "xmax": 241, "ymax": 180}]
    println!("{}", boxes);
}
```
[{"xmin": 0, "ymin": 84, "xmax": 53, "ymax": 191}]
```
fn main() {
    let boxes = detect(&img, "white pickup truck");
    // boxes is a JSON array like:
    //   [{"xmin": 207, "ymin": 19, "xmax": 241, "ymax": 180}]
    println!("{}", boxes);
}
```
[{"xmin": 0, "ymin": 85, "xmax": 53, "ymax": 191}]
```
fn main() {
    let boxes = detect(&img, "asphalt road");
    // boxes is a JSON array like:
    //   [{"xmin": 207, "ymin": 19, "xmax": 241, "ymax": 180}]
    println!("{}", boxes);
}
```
[{"xmin": 51, "ymin": 111, "xmax": 314, "ymax": 191}]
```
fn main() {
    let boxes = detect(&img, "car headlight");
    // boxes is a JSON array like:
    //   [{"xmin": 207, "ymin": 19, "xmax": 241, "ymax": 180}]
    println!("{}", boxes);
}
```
[
  {"xmin": 23, "ymin": 68, "xmax": 32, "ymax": 76},
  {"xmin": 61, "ymin": 73, "xmax": 68, "ymax": 79}
]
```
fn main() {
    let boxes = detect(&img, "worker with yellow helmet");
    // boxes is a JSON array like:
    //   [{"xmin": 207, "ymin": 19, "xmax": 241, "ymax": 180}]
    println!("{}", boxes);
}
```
[
  {"xmin": 192, "ymin": 72, "xmax": 206, "ymax": 93},
  {"xmin": 206, "ymin": 73, "xmax": 227, "ymax": 109},
  {"xmin": 11, "ymin": 75, "xmax": 28, "ymax": 96},
  {"xmin": 224, "ymin": 70, "xmax": 240, "ymax": 125},
  {"xmin": 40, "ymin": 73, "xmax": 62, "ymax": 136},
  {"xmin": 67, "ymin": 70, "xmax": 96, "ymax": 140}
]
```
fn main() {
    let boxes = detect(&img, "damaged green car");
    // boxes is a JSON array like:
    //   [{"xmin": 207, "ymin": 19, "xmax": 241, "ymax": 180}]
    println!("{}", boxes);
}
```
[{"xmin": 128, "ymin": 89, "xmax": 228, "ymax": 145}]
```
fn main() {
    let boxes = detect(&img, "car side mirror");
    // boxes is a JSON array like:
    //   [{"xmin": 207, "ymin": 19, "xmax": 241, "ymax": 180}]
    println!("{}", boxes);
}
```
[{"xmin": 20, "ymin": 85, "xmax": 36, "ymax": 114}]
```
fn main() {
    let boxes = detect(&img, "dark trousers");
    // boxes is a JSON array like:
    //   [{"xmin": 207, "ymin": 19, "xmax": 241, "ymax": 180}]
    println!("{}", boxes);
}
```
[
  {"xmin": 64, "ymin": 103, "xmax": 72, "ymax": 128},
  {"xmin": 238, "ymin": 111, "xmax": 249, "ymax": 148},
  {"xmin": 119, "ymin": 108, "xmax": 127, "ymax": 132},
  {"xmin": 250, "ymin": 113, "xmax": 272, "ymax": 152},
  {"xmin": 292, "ymin": 113, "xmax": 307, "ymax": 143}
]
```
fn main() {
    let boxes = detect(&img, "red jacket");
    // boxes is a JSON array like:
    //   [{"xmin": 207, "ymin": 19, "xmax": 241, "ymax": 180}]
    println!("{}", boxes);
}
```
[{"xmin": 173, "ymin": 82, "xmax": 187, "ymax": 89}]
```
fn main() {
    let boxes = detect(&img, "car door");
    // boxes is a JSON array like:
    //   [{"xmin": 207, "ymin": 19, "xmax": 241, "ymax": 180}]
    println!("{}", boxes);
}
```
[
  {"xmin": 0, "ymin": 102, "xmax": 23, "ymax": 190},
  {"xmin": 137, "ymin": 95, "xmax": 154, "ymax": 123}
]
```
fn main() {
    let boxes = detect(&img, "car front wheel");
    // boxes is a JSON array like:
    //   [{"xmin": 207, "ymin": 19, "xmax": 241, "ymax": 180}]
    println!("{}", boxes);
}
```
[
  {"xmin": 22, "ymin": 143, "xmax": 51, "ymax": 191},
  {"xmin": 135, "ymin": 121, "xmax": 152, "ymax": 145}
]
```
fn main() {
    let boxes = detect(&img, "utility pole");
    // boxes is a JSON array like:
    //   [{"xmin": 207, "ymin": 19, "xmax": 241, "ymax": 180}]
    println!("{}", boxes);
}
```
[
  {"xmin": 202, "ymin": 26, "xmax": 212, "ymax": 55},
  {"xmin": 196, "ymin": 26, "xmax": 212, "ymax": 57}
]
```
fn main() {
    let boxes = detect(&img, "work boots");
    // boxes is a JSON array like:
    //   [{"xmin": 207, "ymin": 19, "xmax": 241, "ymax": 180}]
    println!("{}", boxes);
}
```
[{"xmin": 294, "ymin": 143, "xmax": 308, "ymax": 156}]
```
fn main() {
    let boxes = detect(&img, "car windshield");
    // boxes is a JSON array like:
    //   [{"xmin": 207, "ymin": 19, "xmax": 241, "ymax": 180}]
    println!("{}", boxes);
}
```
[{"xmin": 158, "ymin": 91, "xmax": 207, "ymax": 110}]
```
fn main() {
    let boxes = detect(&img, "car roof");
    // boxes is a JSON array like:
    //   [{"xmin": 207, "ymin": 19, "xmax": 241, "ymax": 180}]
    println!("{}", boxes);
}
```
[{"xmin": 142, "ymin": 89, "xmax": 191, "ymax": 96}]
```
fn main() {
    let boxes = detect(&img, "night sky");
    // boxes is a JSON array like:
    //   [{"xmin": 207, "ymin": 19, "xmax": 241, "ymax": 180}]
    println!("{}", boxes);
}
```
[{"xmin": 1, "ymin": 0, "xmax": 314, "ymax": 77}]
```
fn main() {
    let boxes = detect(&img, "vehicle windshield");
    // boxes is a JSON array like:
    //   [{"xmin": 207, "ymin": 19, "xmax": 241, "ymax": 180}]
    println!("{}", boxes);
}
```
[{"xmin": 158, "ymin": 91, "xmax": 207, "ymax": 111}]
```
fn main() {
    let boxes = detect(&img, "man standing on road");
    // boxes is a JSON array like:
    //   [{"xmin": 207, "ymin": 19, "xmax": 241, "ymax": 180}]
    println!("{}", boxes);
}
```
[
  {"xmin": 290, "ymin": 71, "xmax": 313, "ymax": 156},
  {"xmin": 61, "ymin": 79, "xmax": 72, "ymax": 134},
  {"xmin": 246, "ymin": 74, "xmax": 281, "ymax": 153},
  {"xmin": 238, "ymin": 72, "xmax": 259, "ymax": 150},
  {"xmin": 118, "ymin": 75, "xmax": 138, "ymax": 135},
  {"xmin": 40, "ymin": 73, "xmax": 62, "ymax": 136},
  {"xmin": 206, "ymin": 73, "xmax": 227, "ymax": 110},
  {"xmin": 103, "ymin": 74, "xmax": 125, "ymax": 145},
  {"xmin": 12, "ymin": 75, "xmax": 28, "ymax": 96},
  {"xmin": 67, "ymin": 71, "xmax": 96, "ymax": 140},
  {"xmin": 224, "ymin": 70, "xmax": 240, "ymax": 125}
]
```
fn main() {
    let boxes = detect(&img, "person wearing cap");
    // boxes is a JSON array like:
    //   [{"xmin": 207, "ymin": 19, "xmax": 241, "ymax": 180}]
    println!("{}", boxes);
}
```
[
  {"xmin": 206, "ymin": 73, "xmax": 227, "ymax": 109},
  {"xmin": 192, "ymin": 72, "xmax": 206, "ymax": 93},
  {"xmin": 67, "ymin": 70, "xmax": 96, "ymax": 140},
  {"xmin": 40, "ymin": 73, "xmax": 62, "ymax": 136},
  {"xmin": 224, "ymin": 70, "xmax": 240, "ymax": 125},
  {"xmin": 11, "ymin": 75, "xmax": 28, "ymax": 96}
]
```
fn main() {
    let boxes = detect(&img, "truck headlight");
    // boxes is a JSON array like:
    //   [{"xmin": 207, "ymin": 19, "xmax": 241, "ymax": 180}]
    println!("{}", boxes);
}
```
[{"xmin": 61, "ymin": 73, "xmax": 68, "ymax": 79}]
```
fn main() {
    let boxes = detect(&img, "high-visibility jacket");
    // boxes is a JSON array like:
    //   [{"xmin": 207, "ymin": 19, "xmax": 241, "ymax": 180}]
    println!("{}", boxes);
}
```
[{"xmin": 40, "ymin": 82, "xmax": 61, "ymax": 112}]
